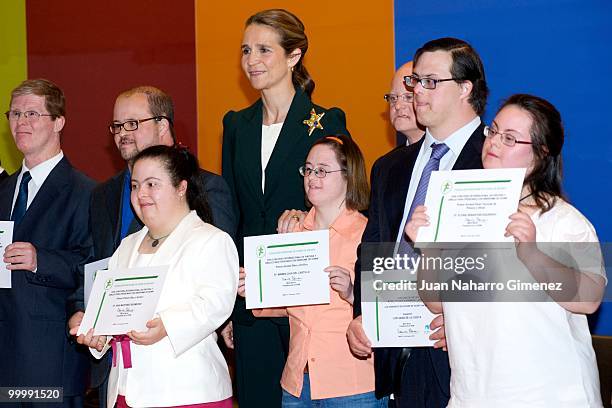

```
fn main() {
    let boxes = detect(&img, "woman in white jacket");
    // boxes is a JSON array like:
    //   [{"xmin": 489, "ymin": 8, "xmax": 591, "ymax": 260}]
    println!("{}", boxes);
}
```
[{"xmin": 77, "ymin": 145, "xmax": 238, "ymax": 408}]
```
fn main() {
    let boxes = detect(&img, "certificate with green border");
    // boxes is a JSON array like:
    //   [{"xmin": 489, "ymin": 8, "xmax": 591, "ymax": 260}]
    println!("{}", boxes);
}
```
[
  {"xmin": 77, "ymin": 265, "xmax": 168, "ymax": 336},
  {"xmin": 244, "ymin": 230, "xmax": 330, "ymax": 309},
  {"xmin": 416, "ymin": 168, "xmax": 526, "ymax": 244},
  {"xmin": 0, "ymin": 221, "xmax": 14, "ymax": 288}
]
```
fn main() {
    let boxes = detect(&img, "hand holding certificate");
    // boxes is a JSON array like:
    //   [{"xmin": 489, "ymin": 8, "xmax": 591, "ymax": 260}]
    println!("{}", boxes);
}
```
[
  {"xmin": 362, "ymin": 293, "xmax": 437, "ymax": 348},
  {"xmin": 244, "ymin": 229, "xmax": 330, "ymax": 309},
  {"xmin": 0, "ymin": 221, "xmax": 14, "ymax": 288},
  {"xmin": 77, "ymin": 265, "xmax": 168, "ymax": 336},
  {"xmin": 416, "ymin": 168, "xmax": 526, "ymax": 244}
]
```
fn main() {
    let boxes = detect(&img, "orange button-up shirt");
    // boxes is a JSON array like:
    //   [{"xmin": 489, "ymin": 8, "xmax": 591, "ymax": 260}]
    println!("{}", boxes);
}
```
[{"xmin": 256, "ymin": 207, "xmax": 375, "ymax": 399}]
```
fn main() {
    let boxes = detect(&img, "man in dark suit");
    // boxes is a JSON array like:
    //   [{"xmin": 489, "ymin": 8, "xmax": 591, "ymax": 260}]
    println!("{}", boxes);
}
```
[
  {"xmin": 67, "ymin": 86, "xmax": 236, "ymax": 407},
  {"xmin": 0, "ymin": 79, "xmax": 95, "ymax": 407},
  {"xmin": 0, "ymin": 161, "xmax": 8, "ymax": 181},
  {"xmin": 348, "ymin": 38, "xmax": 489, "ymax": 407}
]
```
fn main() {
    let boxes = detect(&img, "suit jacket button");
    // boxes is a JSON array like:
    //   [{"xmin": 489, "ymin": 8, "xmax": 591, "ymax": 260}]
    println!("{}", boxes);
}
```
[{"xmin": 260, "ymin": 211, "xmax": 266, "ymax": 218}]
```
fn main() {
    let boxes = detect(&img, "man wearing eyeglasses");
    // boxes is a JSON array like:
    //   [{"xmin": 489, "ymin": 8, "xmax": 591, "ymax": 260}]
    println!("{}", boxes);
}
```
[
  {"xmin": 67, "ymin": 86, "xmax": 236, "ymax": 408},
  {"xmin": 0, "ymin": 78, "xmax": 95, "ymax": 407},
  {"xmin": 349, "ymin": 38, "xmax": 488, "ymax": 407},
  {"xmin": 385, "ymin": 61, "xmax": 424, "ymax": 146}
]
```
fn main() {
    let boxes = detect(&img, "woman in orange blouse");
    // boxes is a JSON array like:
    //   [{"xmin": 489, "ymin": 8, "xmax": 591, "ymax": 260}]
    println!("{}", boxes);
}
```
[{"xmin": 239, "ymin": 134, "xmax": 387, "ymax": 407}]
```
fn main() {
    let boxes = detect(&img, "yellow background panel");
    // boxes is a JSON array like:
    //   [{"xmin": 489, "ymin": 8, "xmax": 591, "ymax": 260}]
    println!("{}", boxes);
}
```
[
  {"xmin": 0, "ymin": 0, "xmax": 27, "ymax": 174},
  {"xmin": 196, "ymin": 1, "xmax": 396, "ymax": 176}
]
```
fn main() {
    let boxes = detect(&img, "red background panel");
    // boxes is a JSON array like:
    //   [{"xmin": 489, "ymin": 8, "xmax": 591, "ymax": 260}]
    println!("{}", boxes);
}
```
[{"xmin": 25, "ymin": 0, "xmax": 198, "ymax": 181}]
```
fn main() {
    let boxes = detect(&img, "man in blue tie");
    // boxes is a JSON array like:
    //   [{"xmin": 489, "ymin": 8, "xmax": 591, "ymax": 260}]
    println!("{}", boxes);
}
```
[
  {"xmin": 0, "ymin": 79, "xmax": 95, "ymax": 407},
  {"xmin": 348, "ymin": 38, "xmax": 488, "ymax": 407}
]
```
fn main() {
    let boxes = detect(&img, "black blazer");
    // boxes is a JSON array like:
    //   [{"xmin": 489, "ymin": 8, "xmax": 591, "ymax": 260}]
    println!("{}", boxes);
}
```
[
  {"xmin": 222, "ymin": 88, "xmax": 350, "ymax": 325},
  {"xmin": 353, "ymin": 124, "xmax": 485, "ymax": 401},
  {"xmin": 0, "ymin": 157, "xmax": 95, "ymax": 396},
  {"xmin": 87, "ymin": 167, "xmax": 236, "ymax": 388},
  {"xmin": 0, "ymin": 169, "xmax": 8, "ymax": 182}
]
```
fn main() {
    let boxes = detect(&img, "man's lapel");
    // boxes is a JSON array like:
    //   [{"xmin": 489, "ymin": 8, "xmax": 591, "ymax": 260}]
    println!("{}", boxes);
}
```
[
  {"xmin": 0, "ymin": 173, "xmax": 19, "ymax": 219},
  {"xmin": 452, "ymin": 123, "xmax": 485, "ymax": 171},
  {"xmin": 388, "ymin": 142, "xmax": 424, "ymax": 238},
  {"xmin": 106, "ymin": 170, "xmax": 125, "ymax": 248},
  {"xmin": 16, "ymin": 158, "xmax": 71, "ymax": 235}
]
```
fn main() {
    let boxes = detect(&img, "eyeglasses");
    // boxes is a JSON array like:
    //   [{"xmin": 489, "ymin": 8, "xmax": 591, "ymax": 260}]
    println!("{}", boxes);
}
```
[
  {"xmin": 404, "ymin": 75, "xmax": 462, "ymax": 90},
  {"xmin": 384, "ymin": 93, "xmax": 414, "ymax": 104},
  {"xmin": 484, "ymin": 125, "xmax": 533, "ymax": 147},
  {"xmin": 5, "ymin": 110, "xmax": 54, "ymax": 121},
  {"xmin": 109, "ymin": 116, "xmax": 171, "ymax": 135},
  {"xmin": 299, "ymin": 166, "xmax": 345, "ymax": 178}
]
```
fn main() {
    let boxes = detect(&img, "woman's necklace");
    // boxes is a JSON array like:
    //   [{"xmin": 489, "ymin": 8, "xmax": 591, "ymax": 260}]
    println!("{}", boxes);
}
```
[
  {"xmin": 519, "ymin": 192, "xmax": 534, "ymax": 203},
  {"xmin": 147, "ymin": 231, "xmax": 170, "ymax": 248}
]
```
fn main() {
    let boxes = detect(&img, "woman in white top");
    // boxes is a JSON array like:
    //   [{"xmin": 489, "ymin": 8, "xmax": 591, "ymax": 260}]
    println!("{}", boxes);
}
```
[
  {"xmin": 77, "ymin": 145, "xmax": 238, "ymax": 408},
  {"xmin": 406, "ymin": 94, "xmax": 606, "ymax": 407}
]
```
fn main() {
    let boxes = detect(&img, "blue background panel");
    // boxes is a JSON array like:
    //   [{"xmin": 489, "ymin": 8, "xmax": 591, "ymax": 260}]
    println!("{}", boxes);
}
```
[{"xmin": 394, "ymin": 0, "xmax": 612, "ymax": 333}]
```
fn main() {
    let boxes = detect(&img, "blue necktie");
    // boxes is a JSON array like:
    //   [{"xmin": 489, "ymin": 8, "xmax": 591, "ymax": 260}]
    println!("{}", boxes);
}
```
[
  {"xmin": 398, "ymin": 143, "xmax": 450, "ymax": 254},
  {"xmin": 11, "ymin": 171, "xmax": 32, "ymax": 224}
]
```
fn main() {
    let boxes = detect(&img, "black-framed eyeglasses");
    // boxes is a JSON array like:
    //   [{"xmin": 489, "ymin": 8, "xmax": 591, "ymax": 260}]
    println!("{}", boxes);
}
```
[
  {"xmin": 5, "ymin": 110, "xmax": 54, "ymax": 121},
  {"xmin": 484, "ymin": 125, "xmax": 533, "ymax": 147},
  {"xmin": 299, "ymin": 166, "xmax": 345, "ymax": 178},
  {"xmin": 404, "ymin": 75, "xmax": 463, "ymax": 90},
  {"xmin": 109, "ymin": 116, "xmax": 171, "ymax": 135},
  {"xmin": 384, "ymin": 93, "xmax": 414, "ymax": 104}
]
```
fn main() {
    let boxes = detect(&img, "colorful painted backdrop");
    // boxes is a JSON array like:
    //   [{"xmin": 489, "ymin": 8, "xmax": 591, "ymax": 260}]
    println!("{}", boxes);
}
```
[{"xmin": 0, "ymin": 0, "xmax": 609, "ymax": 334}]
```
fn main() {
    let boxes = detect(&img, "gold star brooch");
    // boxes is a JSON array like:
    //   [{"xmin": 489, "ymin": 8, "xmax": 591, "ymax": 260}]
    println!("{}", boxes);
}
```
[{"xmin": 303, "ymin": 108, "xmax": 325, "ymax": 136}]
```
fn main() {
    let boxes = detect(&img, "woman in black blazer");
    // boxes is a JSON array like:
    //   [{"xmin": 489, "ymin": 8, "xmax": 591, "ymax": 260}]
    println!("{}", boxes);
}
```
[{"xmin": 221, "ymin": 9, "xmax": 350, "ymax": 408}]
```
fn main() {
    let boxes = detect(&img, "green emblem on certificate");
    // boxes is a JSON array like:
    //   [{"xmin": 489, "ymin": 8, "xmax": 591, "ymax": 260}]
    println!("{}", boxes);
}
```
[
  {"xmin": 256, "ymin": 245, "xmax": 266, "ymax": 259},
  {"xmin": 441, "ymin": 180, "xmax": 453, "ymax": 194},
  {"xmin": 104, "ymin": 279, "xmax": 113, "ymax": 291}
]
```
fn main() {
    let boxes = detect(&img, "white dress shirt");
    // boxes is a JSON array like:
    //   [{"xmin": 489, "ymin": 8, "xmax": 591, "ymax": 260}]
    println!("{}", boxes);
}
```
[
  {"xmin": 261, "ymin": 122, "xmax": 283, "ymax": 193},
  {"xmin": 395, "ymin": 117, "xmax": 481, "ymax": 242},
  {"xmin": 11, "ymin": 151, "xmax": 64, "ymax": 217}
]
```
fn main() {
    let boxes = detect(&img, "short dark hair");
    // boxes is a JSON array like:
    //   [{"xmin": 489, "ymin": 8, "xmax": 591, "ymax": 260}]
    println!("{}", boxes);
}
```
[
  {"xmin": 498, "ymin": 94, "xmax": 565, "ymax": 213},
  {"xmin": 11, "ymin": 78, "xmax": 65, "ymax": 119},
  {"xmin": 119, "ymin": 86, "xmax": 175, "ymax": 143},
  {"xmin": 308, "ymin": 134, "xmax": 369, "ymax": 211},
  {"xmin": 414, "ymin": 37, "xmax": 488, "ymax": 115},
  {"xmin": 132, "ymin": 145, "xmax": 212, "ymax": 223}
]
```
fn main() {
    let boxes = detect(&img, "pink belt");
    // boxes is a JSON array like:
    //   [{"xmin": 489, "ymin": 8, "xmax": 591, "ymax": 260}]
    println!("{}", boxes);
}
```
[{"xmin": 110, "ymin": 335, "xmax": 132, "ymax": 369}]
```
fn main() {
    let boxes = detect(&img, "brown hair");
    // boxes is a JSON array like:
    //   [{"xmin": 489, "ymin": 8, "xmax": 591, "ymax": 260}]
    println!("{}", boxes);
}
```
[
  {"xmin": 309, "ymin": 134, "xmax": 369, "ymax": 211},
  {"xmin": 246, "ymin": 9, "xmax": 315, "ymax": 98},
  {"xmin": 118, "ymin": 86, "xmax": 175, "ymax": 142},
  {"xmin": 11, "ymin": 79, "xmax": 65, "ymax": 119},
  {"xmin": 414, "ymin": 37, "xmax": 488, "ymax": 116},
  {"xmin": 498, "ymin": 94, "xmax": 565, "ymax": 213}
]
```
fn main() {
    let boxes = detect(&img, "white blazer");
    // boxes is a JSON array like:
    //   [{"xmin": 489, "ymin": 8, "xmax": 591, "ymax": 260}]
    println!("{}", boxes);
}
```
[{"xmin": 91, "ymin": 211, "xmax": 238, "ymax": 407}]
